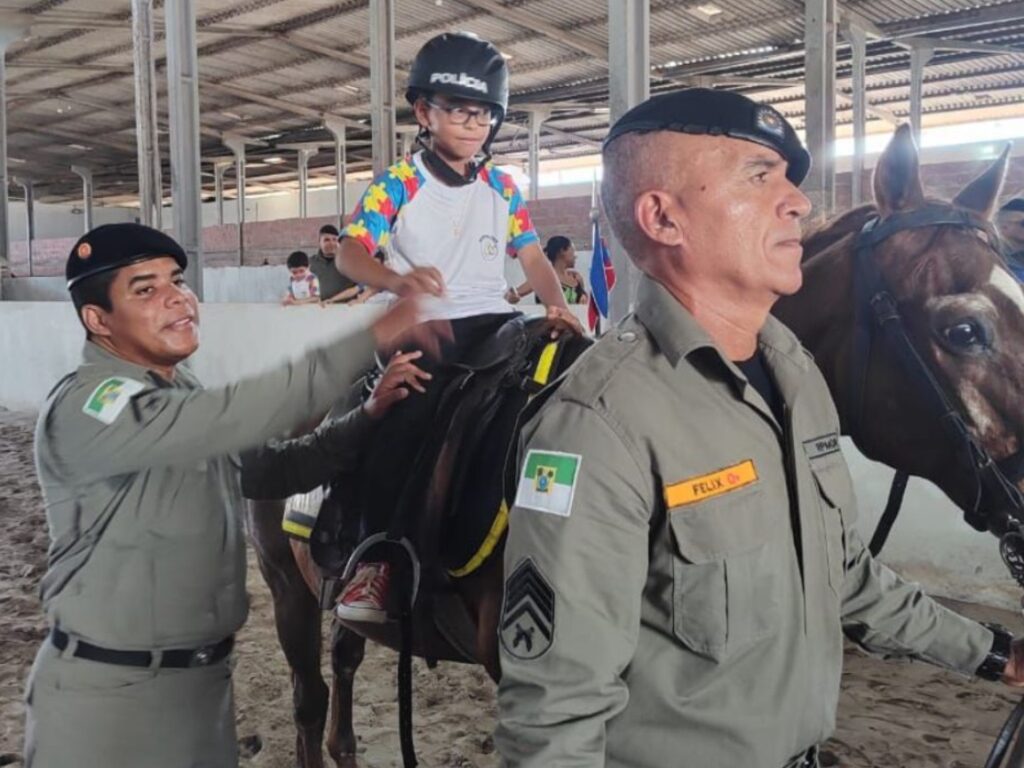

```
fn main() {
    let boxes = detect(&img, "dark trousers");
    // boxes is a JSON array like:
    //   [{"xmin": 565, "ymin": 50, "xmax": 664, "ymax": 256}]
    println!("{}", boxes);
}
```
[{"xmin": 358, "ymin": 313, "xmax": 518, "ymax": 545}]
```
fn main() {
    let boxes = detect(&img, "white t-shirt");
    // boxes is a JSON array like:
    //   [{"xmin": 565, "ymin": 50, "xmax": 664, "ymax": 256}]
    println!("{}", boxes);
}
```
[{"xmin": 341, "ymin": 151, "xmax": 539, "ymax": 321}]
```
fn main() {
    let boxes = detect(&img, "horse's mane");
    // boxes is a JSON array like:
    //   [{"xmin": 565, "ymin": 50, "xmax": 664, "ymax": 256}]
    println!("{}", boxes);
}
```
[{"xmin": 801, "ymin": 204, "xmax": 878, "ymax": 262}]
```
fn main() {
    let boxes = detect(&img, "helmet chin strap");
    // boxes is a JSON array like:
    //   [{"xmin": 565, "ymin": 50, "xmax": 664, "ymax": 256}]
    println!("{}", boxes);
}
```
[{"xmin": 415, "ymin": 125, "xmax": 497, "ymax": 187}]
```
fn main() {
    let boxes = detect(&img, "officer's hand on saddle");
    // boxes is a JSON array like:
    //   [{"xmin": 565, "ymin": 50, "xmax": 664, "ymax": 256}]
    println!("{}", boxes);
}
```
[
  {"xmin": 364, "ymin": 350, "xmax": 432, "ymax": 419},
  {"xmin": 546, "ymin": 305, "xmax": 585, "ymax": 339},
  {"xmin": 386, "ymin": 266, "xmax": 446, "ymax": 298}
]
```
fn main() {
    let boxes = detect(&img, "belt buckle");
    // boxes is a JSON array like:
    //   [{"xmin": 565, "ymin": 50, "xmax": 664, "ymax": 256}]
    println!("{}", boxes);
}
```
[{"xmin": 189, "ymin": 644, "xmax": 217, "ymax": 667}]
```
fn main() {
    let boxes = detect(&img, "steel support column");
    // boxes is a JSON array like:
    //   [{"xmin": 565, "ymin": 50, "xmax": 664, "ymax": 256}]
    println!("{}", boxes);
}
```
[
  {"xmin": 15, "ymin": 177, "xmax": 32, "ymax": 275},
  {"xmin": 131, "ymin": 0, "xmax": 162, "ymax": 227},
  {"xmin": 324, "ymin": 118, "xmax": 349, "ymax": 219},
  {"xmin": 844, "ymin": 23, "xmax": 868, "ymax": 205},
  {"xmin": 165, "ymin": 0, "xmax": 203, "ymax": 297},
  {"xmin": 297, "ymin": 148, "xmax": 315, "ymax": 218},
  {"xmin": 223, "ymin": 134, "xmax": 249, "ymax": 265},
  {"xmin": 71, "ymin": 165, "xmax": 94, "ymax": 232},
  {"xmin": 607, "ymin": 0, "xmax": 649, "ymax": 323},
  {"xmin": 0, "ymin": 14, "xmax": 29, "ymax": 296},
  {"xmin": 212, "ymin": 159, "xmax": 232, "ymax": 226},
  {"xmin": 368, "ymin": 0, "xmax": 396, "ymax": 176},
  {"xmin": 527, "ymin": 109, "xmax": 549, "ymax": 201},
  {"xmin": 909, "ymin": 44, "xmax": 934, "ymax": 145},
  {"xmin": 804, "ymin": 0, "xmax": 837, "ymax": 216}
]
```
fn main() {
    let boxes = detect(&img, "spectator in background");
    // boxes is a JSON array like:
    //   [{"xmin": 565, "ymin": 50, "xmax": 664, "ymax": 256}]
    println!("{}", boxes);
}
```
[
  {"xmin": 311, "ymin": 224, "xmax": 361, "ymax": 304},
  {"xmin": 349, "ymin": 250, "xmax": 388, "ymax": 305},
  {"xmin": 282, "ymin": 250, "xmax": 321, "ymax": 306},
  {"xmin": 506, "ymin": 235, "xmax": 588, "ymax": 305}
]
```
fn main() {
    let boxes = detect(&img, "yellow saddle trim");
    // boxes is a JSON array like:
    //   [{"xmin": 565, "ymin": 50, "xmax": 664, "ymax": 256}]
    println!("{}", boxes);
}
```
[
  {"xmin": 282, "ymin": 519, "xmax": 313, "ymax": 539},
  {"xmin": 448, "ymin": 500, "xmax": 509, "ymax": 578},
  {"xmin": 532, "ymin": 341, "xmax": 559, "ymax": 387},
  {"xmin": 448, "ymin": 340, "xmax": 560, "ymax": 578}
]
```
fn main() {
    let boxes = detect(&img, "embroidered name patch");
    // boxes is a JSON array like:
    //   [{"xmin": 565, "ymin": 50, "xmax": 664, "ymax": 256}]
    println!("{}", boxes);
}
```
[
  {"xmin": 803, "ymin": 432, "xmax": 841, "ymax": 461},
  {"xmin": 82, "ymin": 377, "xmax": 146, "ymax": 425},
  {"xmin": 513, "ymin": 450, "xmax": 581, "ymax": 518},
  {"xmin": 664, "ymin": 459, "xmax": 759, "ymax": 507}
]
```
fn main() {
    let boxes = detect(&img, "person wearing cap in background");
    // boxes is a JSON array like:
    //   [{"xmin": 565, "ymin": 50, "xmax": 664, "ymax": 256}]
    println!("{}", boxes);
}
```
[
  {"xmin": 312, "ymin": 223, "xmax": 360, "ymax": 304},
  {"xmin": 24, "ymin": 223, "xmax": 437, "ymax": 768},
  {"xmin": 495, "ymin": 89, "xmax": 1024, "ymax": 768},
  {"xmin": 996, "ymin": 198, "xmax": 1024, "ymax": 281}
]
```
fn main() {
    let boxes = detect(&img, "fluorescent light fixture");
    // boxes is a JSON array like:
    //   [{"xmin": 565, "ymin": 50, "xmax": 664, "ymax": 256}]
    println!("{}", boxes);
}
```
[
  {"xmin": 688, "ymin": 2, "xmax": 724, "ymax": 20},
  {"xmin": 68, "ymin": 143, "xmax": 91, "ymax": 151},
  {"xmin": 263, "ymin": 156, "xmax": 286, "ymax": 164},
  {"xmin": 9, "ymin": 157, "xmax": 25, "ymax": 164}
]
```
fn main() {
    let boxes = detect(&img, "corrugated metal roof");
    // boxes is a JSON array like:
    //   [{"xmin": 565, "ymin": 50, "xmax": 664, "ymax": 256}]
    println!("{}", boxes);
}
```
[{"xmin": 7, "ymin": 0, "xmax": 1024, "ymax": 201}]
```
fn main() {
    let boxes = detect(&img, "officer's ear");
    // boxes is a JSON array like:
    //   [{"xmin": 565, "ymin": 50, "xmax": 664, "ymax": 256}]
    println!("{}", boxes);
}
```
[
  {"xmin": 634, "ymin": 189, "xmax": 686, "ymax": 248},
  {"xmin": 80, "ymin": 304, "xmax": 114, "ymax": 338}
]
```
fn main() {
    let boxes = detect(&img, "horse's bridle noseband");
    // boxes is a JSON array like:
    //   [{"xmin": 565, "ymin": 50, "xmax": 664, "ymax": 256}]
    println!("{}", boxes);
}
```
[{"xmin": 848, "ymin": 206, "xmax": 1024, "ymax": 580}]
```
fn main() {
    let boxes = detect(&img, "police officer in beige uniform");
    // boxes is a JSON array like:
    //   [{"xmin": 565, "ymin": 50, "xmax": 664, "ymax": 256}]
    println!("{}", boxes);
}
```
[
  {"xmin": 496, "ymin": 89, "xmax": 1024, "ymax": 768},
  {"xmin": 25, "ymin": 223, "xmax": 434, "ymax": 768}
]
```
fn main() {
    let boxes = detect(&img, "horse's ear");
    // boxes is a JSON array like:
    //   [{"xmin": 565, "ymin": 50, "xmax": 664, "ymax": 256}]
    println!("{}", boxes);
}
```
[
  {"xmin": 873, "ymin": 124, "xmax": 926, "ymax": 217},
  {"xmin": 952, "ymin": 144, "xmax": 1011, "ymax": 220}
]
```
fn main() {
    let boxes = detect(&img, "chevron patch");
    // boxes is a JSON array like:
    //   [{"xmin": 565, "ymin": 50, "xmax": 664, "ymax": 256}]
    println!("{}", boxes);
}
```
[{"xmin": 500, "ymin": 558, "xmax": 555, "ymax": 660}]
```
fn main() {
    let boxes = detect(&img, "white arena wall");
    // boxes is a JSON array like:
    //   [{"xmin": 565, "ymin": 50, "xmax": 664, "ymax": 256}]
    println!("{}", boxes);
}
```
[{"xmin": 0, "ymin": 300, "xmax": 1016, "ymax": 610}]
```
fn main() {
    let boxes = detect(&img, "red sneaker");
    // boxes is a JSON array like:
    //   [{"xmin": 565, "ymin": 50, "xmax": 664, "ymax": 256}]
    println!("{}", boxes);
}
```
[{"xmin": 335, "ymin": 562, "xmax": 390, "ymax": 623}]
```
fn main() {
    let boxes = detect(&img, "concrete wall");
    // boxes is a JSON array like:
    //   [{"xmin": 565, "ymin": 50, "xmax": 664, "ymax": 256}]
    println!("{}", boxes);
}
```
[
  {"xmin": 0, "ymin": 300, "xmax": 1016, "ymax": 609},
  {"xmin": 3, "ymin": 255, "xmax": 596, "ymax": 305}
]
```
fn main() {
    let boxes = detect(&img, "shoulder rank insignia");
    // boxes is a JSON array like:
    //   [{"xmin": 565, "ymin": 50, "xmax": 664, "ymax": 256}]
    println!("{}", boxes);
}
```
[{"xmin": 500, "ymin": 557, "xmax": 555, "ymax": 660}]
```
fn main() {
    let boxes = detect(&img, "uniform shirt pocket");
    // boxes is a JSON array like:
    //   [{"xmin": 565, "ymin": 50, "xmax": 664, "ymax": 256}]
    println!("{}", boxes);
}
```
[
  {"xmin": 810, "ymin": 458, "xmax": 856, "ymax": 596},
  {"xmin": 667, "ymin": 486, "xmax": 782, "ymax": 662}
]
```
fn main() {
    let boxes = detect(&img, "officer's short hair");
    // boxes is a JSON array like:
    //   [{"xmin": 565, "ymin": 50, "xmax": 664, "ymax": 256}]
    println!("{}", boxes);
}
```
[
  {"xmin": 601, "ymin": 132, "xmax": 673, "ymax": 260},
  {"xmin": 287, "ymin": 250, "xmax": 310, "ymax": 269},
  {"xmin": 70, "ymin": 270, "xmax": 117, "ymax": 336},
  {"xmin": 319, "ymin": 224, "xmax": 340, "ymax": 237}
]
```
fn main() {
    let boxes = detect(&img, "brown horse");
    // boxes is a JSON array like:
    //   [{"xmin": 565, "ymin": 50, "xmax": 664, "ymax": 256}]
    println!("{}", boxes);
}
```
[{"xmin": 246, "ymin": 124, "xmax": 1024, "ymax": 768}]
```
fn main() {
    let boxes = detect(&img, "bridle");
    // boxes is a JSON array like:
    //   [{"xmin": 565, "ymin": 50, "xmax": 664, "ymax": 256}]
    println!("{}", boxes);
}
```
[{"xmin": 847, "ymin": 205, "xmax": 1024, "ymax": 767}]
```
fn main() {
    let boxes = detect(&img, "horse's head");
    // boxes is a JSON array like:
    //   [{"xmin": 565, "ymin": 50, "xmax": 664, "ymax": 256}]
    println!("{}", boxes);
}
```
[{"xmin": 777, "ymin": 124, "xmax": 1024, "ymax": 534}]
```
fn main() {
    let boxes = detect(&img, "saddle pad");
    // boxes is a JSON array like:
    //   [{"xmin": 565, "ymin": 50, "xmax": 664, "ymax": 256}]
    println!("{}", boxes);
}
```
[{"xmin": 282, "ymin": 487, "xmax": 326, "ymax": 541}]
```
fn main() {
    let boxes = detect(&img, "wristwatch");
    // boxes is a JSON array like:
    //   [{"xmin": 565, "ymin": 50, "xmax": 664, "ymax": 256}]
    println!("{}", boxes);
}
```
[{"xmin": 977, "ymin": 623, "xmax": 1014, "ymax": 681}]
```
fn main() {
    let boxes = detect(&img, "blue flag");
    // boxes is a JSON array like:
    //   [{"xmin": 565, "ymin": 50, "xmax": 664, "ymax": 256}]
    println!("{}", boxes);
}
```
[{"xmin": 588, "ymin": 220, "xmax": 615, "ymax": 331}]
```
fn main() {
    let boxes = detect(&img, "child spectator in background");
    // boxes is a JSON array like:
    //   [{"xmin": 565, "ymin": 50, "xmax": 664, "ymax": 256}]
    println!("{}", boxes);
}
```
[{"xmin": 282, "ymin": 250, "xmax": 321, "ymax": 306}]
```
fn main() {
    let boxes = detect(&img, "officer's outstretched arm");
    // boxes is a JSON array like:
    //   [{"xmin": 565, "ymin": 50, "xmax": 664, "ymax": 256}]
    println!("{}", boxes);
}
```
[
  {"xmin": 496, "ymin": 399, "xmax": 651, "ymax": 767},
  {"xmin": 42, "ymin": 328, "xmax": 377, "ymax": 485},
  {"xmin": 239, "ymin": 405, "xmax": 373, "ymax": 500},
  {"xmin": 836, "ymin": 473, "xmax": 993, "ymax": 675}
]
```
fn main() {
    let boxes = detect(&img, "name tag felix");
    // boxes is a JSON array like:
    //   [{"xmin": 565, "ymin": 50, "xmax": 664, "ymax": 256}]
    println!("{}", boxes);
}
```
[{"xmin": 664, "ymin": 459, "xmax": 759, "ymax": 507}]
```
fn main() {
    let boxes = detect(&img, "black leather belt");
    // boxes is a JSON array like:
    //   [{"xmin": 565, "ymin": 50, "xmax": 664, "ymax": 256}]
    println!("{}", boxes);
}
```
[{"xmin": 51, "ymin": 627, "xmax": 234, "ymax": 669}]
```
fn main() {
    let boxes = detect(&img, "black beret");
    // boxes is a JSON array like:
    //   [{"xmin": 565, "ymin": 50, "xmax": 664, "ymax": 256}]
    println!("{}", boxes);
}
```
[
  {"xmin": 66, "ymin": 223, "xmax": 188, "ymax": 291},
  {"xmin": 603, "ymin": 88, "xmax": 811, "ymax": 185},
  {"xmin": 1001, "ymin": 198, "xmax": 1024, "ymax": 214},
  {"xmin": 319, "ymin": 224, "xmax": 340, "ymax": 237}
]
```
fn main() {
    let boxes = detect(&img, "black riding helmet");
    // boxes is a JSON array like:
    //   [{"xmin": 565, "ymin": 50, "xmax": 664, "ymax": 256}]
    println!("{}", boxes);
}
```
[{"xmin": 406, "ymin": 32, "xmax": 509, "ymax": 182}]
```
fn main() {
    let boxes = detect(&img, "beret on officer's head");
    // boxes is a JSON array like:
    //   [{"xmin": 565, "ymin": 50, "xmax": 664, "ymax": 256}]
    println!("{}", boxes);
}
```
[
  {"xmin": 66, "ymin": 223, "xmax": 188, "ymax": 291},
  {"xmin": 603, "ymin": 88, "xmax": 811, "ymax": 185}
]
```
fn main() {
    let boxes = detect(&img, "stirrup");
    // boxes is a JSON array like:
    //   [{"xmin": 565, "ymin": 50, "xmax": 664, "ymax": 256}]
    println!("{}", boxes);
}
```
[{"xmin": 340, "ymin": 533, "xmax": 422, "ymax": 607}]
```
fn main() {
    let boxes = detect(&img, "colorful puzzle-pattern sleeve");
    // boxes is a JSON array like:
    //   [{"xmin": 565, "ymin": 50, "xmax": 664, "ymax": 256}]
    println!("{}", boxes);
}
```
[
  {"xmin": 341, "ymin": 158, "xmax": 425, "ymax": 255},
  {"xmin": 480, "ymin": 164, "xmax": 539, "ymax": 258}
]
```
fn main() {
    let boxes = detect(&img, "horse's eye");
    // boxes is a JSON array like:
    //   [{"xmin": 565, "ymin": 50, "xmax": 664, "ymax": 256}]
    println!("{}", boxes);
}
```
[{"xmin": 943, "ymin": 320, "xmax": 988, "ymax": 350}]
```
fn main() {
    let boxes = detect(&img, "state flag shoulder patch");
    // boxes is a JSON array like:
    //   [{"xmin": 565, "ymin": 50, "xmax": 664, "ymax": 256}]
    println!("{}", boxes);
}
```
[
  {"xmin": 513, "ymin": 449, "xmax": 581, "ymax": 518},
  {"xmin": 82, "ymin": 377, "xmax": 146, "ymax": 425}
]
